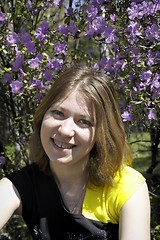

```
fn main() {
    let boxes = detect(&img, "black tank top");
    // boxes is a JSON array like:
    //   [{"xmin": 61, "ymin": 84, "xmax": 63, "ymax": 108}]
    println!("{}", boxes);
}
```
[{"xmin": 7, "ymin": 164, "xmax": 118, "ymax": 240}]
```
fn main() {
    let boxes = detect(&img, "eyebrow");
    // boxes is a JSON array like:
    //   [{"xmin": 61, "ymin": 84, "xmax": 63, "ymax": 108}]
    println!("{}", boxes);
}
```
[{"xmin": 50, "ymin": 105, "xmax": 95, "ymax": 122}]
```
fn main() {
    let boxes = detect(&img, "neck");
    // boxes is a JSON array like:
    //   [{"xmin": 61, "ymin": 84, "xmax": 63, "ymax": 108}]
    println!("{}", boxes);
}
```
[
  {"xmin": 50, "ymin": 162, "xmax": 88, "ymax": 214},
  {"xmin": 49, "ymin": 160, "xmax": 89, "ymax": 190}
]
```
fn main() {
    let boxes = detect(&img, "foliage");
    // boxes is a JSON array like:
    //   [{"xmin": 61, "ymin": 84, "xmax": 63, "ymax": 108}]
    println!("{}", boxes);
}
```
[
  {"xmin": 0, "ymin": 215, "xmax": 31, "ymax": 240},
  {"xmin": 152, "ymin": 225, "xmax": 160, "ymax": 240}
]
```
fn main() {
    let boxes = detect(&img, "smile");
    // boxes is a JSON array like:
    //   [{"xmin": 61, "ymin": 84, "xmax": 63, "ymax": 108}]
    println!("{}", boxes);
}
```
[{"xmin": 52, "ymin": 139, "xmax": 76, "ymax": 149}]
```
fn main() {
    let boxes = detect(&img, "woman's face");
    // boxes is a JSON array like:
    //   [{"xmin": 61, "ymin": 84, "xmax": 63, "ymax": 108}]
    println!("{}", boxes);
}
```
[{"xmin": 40, "ymin": 89, "xmax": 96, "ymax": 168}]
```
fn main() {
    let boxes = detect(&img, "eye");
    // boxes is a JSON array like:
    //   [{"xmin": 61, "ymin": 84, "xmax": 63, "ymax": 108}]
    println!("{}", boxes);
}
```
[
  {"xmin": 78, "ymin": 119, "xmax": 93, "ymax": 128},
  {"xmin": 51, "ymin": 110, "xmax": 64, "ymax": 119}
]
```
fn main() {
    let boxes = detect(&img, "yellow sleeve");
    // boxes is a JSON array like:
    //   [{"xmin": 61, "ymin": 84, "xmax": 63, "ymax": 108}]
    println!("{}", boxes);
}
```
[{"xmin": 105, "ymin": 166, "xmax": 146, "ymax": 223}]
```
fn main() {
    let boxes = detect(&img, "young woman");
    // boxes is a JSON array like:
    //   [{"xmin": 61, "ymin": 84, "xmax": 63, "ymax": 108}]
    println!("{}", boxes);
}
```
[{"xmin": 0, "ymin": 66, "xmax": 150, "ymax": 239}]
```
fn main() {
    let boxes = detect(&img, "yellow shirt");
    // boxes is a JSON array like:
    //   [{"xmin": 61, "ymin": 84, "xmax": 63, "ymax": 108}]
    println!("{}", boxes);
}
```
[{"xmin": 82, "ymin": 166, "xmax": 145, "ymax": 224}]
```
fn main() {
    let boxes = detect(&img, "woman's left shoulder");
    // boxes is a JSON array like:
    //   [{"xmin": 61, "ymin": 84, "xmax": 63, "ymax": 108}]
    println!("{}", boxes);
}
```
[
  {"xmin": 104, "ymin": 166, "xmax": 146, "ymax": 223},
  {"xmin": 116, "ymin": 166, "xmax": 146, "ymax": 185},
  {"xmin": 105, "ymin": 166, "xmax": 146, "ymax": 219}
]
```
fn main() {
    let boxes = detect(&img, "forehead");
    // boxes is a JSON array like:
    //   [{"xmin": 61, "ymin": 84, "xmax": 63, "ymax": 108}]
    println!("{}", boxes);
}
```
[{"xmin": 51, "ymin": 89, "xmax": 95, "ymax": 116}]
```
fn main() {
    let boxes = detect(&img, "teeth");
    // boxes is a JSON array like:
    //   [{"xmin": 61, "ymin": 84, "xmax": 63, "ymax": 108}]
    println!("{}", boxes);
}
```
[{"xmin": 54, "ymin": 140, "xmax": 74, "ymax": 149}]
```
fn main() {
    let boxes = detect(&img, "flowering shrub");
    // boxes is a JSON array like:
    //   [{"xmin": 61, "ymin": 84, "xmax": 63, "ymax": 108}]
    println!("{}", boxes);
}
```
[{"xmin": 0, "ymin": 0, "xmax": 160, "ymax": 165}]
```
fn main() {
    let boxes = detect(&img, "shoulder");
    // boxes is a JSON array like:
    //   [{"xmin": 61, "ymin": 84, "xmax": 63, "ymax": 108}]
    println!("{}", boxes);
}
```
[
  {"xmin": 0, "ymin": 177, "xmax": 21, "ymax": 228},
  {"xmin": 115, "ymin": 166, "xmax": 145, "ymax": 187},
  {"xmin": 119, "ymin": 176, "xmax": 150, "ymax": 239},
  {"xmin": 104, "ymin": 166, "xmax": 146, "ymax": 222},
  {"xmin": 6, "ymin": 163, "xmax": 52, "ymax": 189},
  {"xmin": 6, "ymin": 163, "xmax": 42, "ymax": 184},
  {"xmin": 6, "ymin": 164, "xmax": 47, "ymax": 203},
  {"xmin": 115, "ymin": 166, "xmax": 146, "ymax": 204},
  {"xmin": 5, "ymin": 164, "xmax": 55, "ymax": 216}
]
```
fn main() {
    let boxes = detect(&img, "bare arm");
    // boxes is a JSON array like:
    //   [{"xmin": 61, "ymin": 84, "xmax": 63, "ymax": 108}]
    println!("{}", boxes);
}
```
[
  {"xmin": 0, "ymin": 177, "xmax": 21, "ymax": 229},
  {"xmin": 119, "ymin": 182, "xmax": 150, "ymax": 240}
]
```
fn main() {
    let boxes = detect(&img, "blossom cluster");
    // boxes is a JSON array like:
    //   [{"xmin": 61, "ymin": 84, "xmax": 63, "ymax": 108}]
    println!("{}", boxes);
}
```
[
  {"xmin": 83, "ymin": 0, "xmax": 160, "ymax": 124},
  {"xmin": 0, "ymin": 0, "xmax": 159, "ymax": 130},
  {"xmin": 1, "ymin": 20, "xmax": 66, "ymax": 94}
]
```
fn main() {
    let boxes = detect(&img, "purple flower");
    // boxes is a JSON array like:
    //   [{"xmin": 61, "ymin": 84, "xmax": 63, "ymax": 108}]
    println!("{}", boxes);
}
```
[
  {"xmin": 7, "ymin": 32, "xmax": 20, "ymax": 45},
  {"xmin": 40, "ymin": 21, "xmax": 49, "ymax": 32},
  {"xmin": 52, "ymin": 58, "xmax": 64, "ymax": 71},
  {"xmin": 28, "ymin": 54, "xmax": 42, "ymax": 68},
  {"xmin": 12, "ymin": 54, "xmax": 24, "ymax": 72},
  {"xmin": 66, "ymin": 7, "xmax": 73, "ymax": 16},
  {"xmin": 127, "ymin": 1, "xmax": 160, "ymax": 20},
  {"xmin": 86, "ymin": 16, "xmax": 106, "ymax": 37},
  {"xmin": 0, "ymin": 12, "xmax": 7, "ymax": 24},
  {"xmin": 93, "ymin": 63, "xmax": 99, "ymax": 71},
  {"xmin": 35, "ymin": 30, "xmax": 45, "ymax": 41},
  {"xmin": 90, "ymin": 0, "xmax": 105, "ymax": 5},
  {"xmin": 35, "ymin": 21, "xmax": 49, "ymax": 42},
  {"xmin": 86, "ymin": 4, "xmax": 99, "ymax": 20},
  {"xmin": 121, "ymin": 111, "xmax": 132, "ymax": 122},
  {"xmin": 20, "ymin": 137, "xmax": 26, "ymax": 144},
  {"xmin": 119, "ymin": 80, "xmax": 125, "ymax": 88},
  {"xmin": 10, "ymin": 80, "xmax": 23, "ymax": 94},
  {"xmin": 131, "ymin": 86, "xmax": 138, "ymax": 99},
  {"xmin": 129, "ymin": 46, "xmax": 140, "ymax": 57},
  {"xmin": 148, "ymin": 109, "xmax": 157, "ymax": 120},
  {"xmin": 68, "ymin": 21, "xmax": 78, "ymax": 36},
  {"xmin": 54, "ymin": 42, "xmax": 67, "ymax": 55},
  {"xmin": 146, "ymin": 101, "xmax": 152, "ymax": 107},
  {"xmin": 104, "ymin": 26, "xmax": 116, "ymax": 43},
  {"xmin": 146, "ymin": 50, "xmax": 160, "ymax": 66},
  {"xmin": 127, "ymin": 2, "xmax": 144, "ymax": 20},
  {"xmin": 19, "ymin": 68, "xmax": 26, "ymax": 78},
  {"xmin": 99, "ymin": 58, "xmax": 113, "ymax": 73},
  {"xmin": 43, "ymin": 69, "xmax": 53, "ymax": 81},
  {"xmin": 129, "ymin": 74, "xmax": 137, "ymax": 81},
  {"xmin": 110, "ymin": 14, "xmax": 116, "ymax": 22},
  {"xmin": 94, "ymin": 0, "xmax": 106, "ymax": 3},
  {"xmin": 21, "ymin": 32, "xmax": 31, "ymax": 44},
  {"xmin": 2, "ymin": 73, "xmax": 12, "ymax": 83},
  {"xmin": 145, "ymin": 24, "xmax": 160, "ymax": 42},
  {"xmin": 47, "ymin": 57, "xmax": 54, "ymax": 69},
  {"xmin": 21, "ymin": 31, "xmax": 36, "ymax": 53},
  {"xmin": 25, "ymin": 41, "xmax": 36, "ymax": 53},
  {"xmin": 129, "ymin": 46, "xmax": 141, "ymax": 64},
  {"xmin": 140, "ymin": 70, "xmax": 152, "ymax": 85},
  {"xmin": 57, "ymin": 25, "xmax": 68, "ymax": 36},
  {"xmin": 142, "ymin": 1, "xmax": 160, "ymax": 16},
  {"xmin": 26, "ymin": 0, "xmax": 34, "ymax": 11},
  {"xmin": 29, "ymin": 80, "xmax": 44, "ymax": 90},
  {"xmin": 138, "ymin": 82, "xmax": 146, "ymax": 91},
  {"xmin": 86, "ymin": 22, "xmax": 95, "ymax": 37},
  {"xmin": 54, "ymin": 0, "xmax": 64, "ymax": 7},
  {"xmin": 126, "ymin": 21, "xmax": 141, "ymax": 42},
  {"xmin": 113, "ymin": 55, "xmax": 126, "ymax": 71},
  {"xmin": 0, "ymin": 156, "xmax": 6, "ymax": 165},
  {"xmin": 151, "ymin": 73, "xmax": 160, "ymax": 89},
  {"xmin": 151, "ymin": 73, "xmax": 160, "ymax": 99},
  {"xmin": 36, "ymin": 93, "xmax": 43, "ymax": 102}
]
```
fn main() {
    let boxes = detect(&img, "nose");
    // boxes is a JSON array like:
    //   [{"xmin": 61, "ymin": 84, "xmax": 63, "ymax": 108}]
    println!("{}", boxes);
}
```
[{"xmin": 58, "ymin": 117, "xmax": 75, "ymax": 137}]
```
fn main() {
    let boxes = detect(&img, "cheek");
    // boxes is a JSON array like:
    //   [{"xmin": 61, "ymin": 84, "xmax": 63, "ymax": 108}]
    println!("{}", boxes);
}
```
[
  {"xmin": 80, "ymin": 128, "xmax": 96, "ymax": 145},
  {"xmin": 40, "ymin": 119, "xmax": 51, "ymax": 140},
  {"xmin": 41, "ymin": 118, "xmax": 56, "ymax": 130}
]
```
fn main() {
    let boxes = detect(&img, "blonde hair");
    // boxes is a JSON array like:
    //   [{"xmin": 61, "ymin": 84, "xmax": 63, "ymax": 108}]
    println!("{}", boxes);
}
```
[{"xmin": 29, "ymin": 66, "xmax": 132, "ymax": 186}]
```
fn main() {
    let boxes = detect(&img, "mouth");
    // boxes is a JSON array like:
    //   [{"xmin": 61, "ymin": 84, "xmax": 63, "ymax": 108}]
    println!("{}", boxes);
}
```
[{"xmin": 52, "ymin": 139, "xmax": 76, "ymax": 150}]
